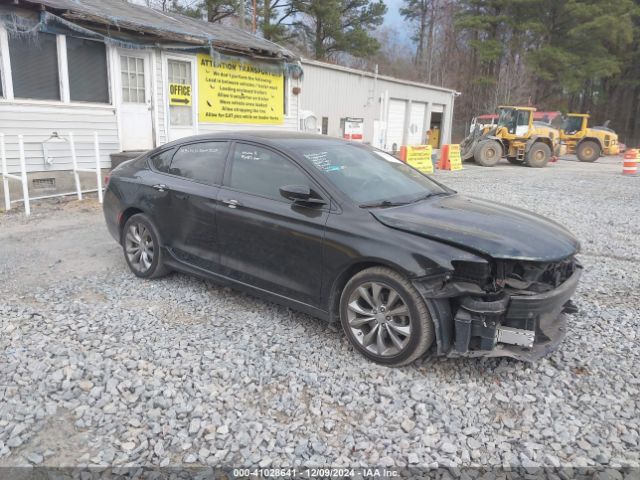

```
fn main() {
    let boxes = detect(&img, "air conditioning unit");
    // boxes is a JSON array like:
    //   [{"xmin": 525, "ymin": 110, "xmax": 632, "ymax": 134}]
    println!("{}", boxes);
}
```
[{"xmin": 299, "ymin": 110, "xmax": 320, "ymax": 133}]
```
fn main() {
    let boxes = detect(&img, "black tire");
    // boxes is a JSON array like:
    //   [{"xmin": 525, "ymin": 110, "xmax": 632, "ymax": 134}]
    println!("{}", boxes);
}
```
[
  {"xmin": 525, "ymin": 142, "xmax": 551, "ymax": 168},
  {"xmin": 474, "ymin": 140, "xmax": 502, "ymax": 167},
  {"xmin": 339, "ymin": 266, "xmax": 435, "ymax": 367},
  {"xmin": 122, "ymin": 213, "xmax": 170, "ymax": 279},
  {"xmin": 577, "ymin": 140, "xmax": 600, "ymax": 162},
  {"xmin": 507, "ymin": 156, "xmax": 523, "ymax": 165}
]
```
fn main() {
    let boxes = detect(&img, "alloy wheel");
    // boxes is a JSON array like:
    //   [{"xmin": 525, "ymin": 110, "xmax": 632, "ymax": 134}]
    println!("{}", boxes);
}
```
[
  {"xmin": 346, "ymin": 281, "xmax": 412, "ymax": 357},
  {"xmin": 125, "ymin": 222, "xmax": 154, "ymax": 273}
]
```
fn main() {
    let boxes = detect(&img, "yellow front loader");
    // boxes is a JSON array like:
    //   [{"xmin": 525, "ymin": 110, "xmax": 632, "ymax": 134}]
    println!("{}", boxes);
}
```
[
  {"xmin": 560, "ymin": 113, "xmax": 619, "ymax": 162},
  {"xmin": 461, "ymin": 106, "xmax": 560, "ymax": 168}
]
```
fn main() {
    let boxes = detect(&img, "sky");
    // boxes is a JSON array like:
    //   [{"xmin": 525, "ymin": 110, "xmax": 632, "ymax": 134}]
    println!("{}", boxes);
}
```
[
  {"xmin": 383, "ymin": 0, "xmax": 411, "ymax": 42},
  {"xmin": 384, "ymin": 0, "xmax": 405, "ymax": 28}
]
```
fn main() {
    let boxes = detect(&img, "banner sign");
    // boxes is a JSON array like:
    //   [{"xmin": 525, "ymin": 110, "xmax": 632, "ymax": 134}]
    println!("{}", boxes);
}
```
[
  {"xmin": 448, "ymin": 144, "xmax": 463, "ymax": 171},
  {"xmin": 197, "ymin": 54, "xmax": 284, "ymax": 124},
  {"xmin": 406, "ymin": 145, "xmax": 434, "ymax": 174},
  {"xmin": 169, "ymin": 83, "xmax": 192, "ymax": 106}
]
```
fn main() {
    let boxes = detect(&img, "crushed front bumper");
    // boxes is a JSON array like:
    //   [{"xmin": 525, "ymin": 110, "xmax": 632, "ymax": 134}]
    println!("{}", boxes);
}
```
[{"xmin": 446, "ymin": 265, "xmax": 582, "ymax": 361}]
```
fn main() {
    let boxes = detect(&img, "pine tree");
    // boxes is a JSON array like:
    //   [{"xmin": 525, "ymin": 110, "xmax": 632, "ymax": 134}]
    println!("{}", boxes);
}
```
[{"xmin": 293, "ymin": 0, "xmax": 387, "ymax": 59}]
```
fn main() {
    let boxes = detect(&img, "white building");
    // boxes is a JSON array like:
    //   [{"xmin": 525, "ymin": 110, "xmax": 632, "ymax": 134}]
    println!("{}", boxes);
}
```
[
  {"xmin": 0, "ymin": 0, "xmax": 302, "ymax": 200},
  {"xmin": 300, "ymin": 59, "xmax": 458, "ymax": 152},
  {"xmin": 0, "ymin": 0, "xmax": 458, "ymax": 204}
]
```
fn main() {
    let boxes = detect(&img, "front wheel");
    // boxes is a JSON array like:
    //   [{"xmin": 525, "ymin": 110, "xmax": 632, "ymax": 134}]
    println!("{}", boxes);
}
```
[
  {"xmin": 339, "ymin": 267, "xmax": 435, "ymax": 366},
  {"xmin": 122, "ymin": 213, "xmax": 170, "ymax": 279},
  {"xmin": 525, "ymin": 142, "xmax": 551, "ymax": 168},
  {"xmin": 577, "ymin": 140, "xmax": 600, "ymax": 162},
  {"xmin": 474, "ymin": 140, "xmax": 502, "ymax": 167}
]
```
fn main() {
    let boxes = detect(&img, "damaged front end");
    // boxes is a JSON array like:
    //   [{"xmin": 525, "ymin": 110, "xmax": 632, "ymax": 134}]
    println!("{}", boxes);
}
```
[{"xmin": 415, "ymin": 256, "xmax": 582, "ymax": 361}]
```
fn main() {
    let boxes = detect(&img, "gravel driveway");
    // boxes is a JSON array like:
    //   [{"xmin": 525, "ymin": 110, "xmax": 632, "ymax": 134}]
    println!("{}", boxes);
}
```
[{"xmin": 1, "ymin": 156, "xmax": 638, "ymax": 471}]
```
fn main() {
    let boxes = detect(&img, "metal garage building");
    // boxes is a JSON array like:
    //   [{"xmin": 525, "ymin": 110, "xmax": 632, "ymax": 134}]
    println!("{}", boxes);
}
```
[{"xmin": 299, "ymin": 59, "xmax": 458, "ymax": 152}]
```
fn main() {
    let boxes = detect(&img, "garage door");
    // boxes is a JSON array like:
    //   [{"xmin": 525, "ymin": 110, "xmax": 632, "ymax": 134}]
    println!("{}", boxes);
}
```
[
  {"xmin": 407, "ymin": 102, "xmax": 426, "ymax": 145},
  {"xmin": 386, "ymin": 99, "xmax": 406, "ymax": 151}
]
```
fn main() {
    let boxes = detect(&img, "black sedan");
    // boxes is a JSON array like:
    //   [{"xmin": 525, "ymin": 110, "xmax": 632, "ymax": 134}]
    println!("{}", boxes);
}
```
[{"xmin": 103, "ymin": 132, "xmax": 581, "ymax": 366}]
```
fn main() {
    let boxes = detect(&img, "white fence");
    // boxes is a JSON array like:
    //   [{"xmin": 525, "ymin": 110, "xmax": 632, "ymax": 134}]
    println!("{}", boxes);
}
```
[{"xmin": 1, "ymin": 131, "xmax": 104, "ymax": 216}]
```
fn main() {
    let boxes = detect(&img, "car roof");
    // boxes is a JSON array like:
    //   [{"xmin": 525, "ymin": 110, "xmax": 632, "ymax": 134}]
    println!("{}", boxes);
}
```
[{"xmin": 158, "ymin": 130, "xmax": 353, "ymax": 150}]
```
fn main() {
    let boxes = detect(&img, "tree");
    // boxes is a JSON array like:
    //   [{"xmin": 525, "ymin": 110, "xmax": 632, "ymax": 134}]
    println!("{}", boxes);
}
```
[
  {"xmin": 170, "ymin": 0, "xmax": 242, "ymax": 22},
  {"xmin": 400, "ymin": 0, "xmax": 439, "ymax": 81},
  {"xmin": 259, "ymin": 0, "xmax": 298, "ymax": 42},
  {"xmin": 293, "ymin": 0, "xmax": 387, "ymax": 59},
  {"xmin": 526, "ymin": 0, "xmax": 636, "ymax": 111}
]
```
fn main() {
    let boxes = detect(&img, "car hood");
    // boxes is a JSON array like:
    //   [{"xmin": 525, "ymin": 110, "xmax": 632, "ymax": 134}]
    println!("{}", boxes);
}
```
[{"xmin": 371, "ymin": 194, "xmax": 579, "ymax": 262}]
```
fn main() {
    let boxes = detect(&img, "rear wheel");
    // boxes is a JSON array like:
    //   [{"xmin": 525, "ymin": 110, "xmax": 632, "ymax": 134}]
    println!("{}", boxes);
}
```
[
  {"xmin": 474, "ymin": 140, "xmax": 502, "ymax": 167},
  {"xmin": 339, "ymin": 267, "xmax": 434, "ymax": 367},
  {"xmin": 525, "ymin": 142, "xmax": 551, "ymax": 168},
  {"xmin": 577, "ymin": 140, "xmax": 600, "ymax": 162},
  {"xmin": 122, "ymin": 213, "xmax": 169, "ymax": 279}
]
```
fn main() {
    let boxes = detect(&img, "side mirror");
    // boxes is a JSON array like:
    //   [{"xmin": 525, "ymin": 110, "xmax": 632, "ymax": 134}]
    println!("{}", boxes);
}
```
[{"xmin": 279, "ymin": 185, "xmax": 326, "ymax": 206}]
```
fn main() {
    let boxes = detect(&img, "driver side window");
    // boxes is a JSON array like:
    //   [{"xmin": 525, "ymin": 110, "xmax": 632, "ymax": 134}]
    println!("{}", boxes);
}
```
[{"xmin": 228, "ymin": 143, "xmax": 312, "ymax": 201}]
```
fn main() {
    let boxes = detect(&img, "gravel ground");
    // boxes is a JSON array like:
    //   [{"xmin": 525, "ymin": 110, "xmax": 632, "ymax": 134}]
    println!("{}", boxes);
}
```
[{"xmin": 1, "ymin": 156, "xmax": 639, "ymax": 472}]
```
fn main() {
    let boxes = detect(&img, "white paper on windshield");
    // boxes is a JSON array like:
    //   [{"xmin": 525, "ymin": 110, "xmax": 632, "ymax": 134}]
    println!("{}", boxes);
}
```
[{"xmin": 304, "ymin": 152, "xmax": 344, "ymax": 172}]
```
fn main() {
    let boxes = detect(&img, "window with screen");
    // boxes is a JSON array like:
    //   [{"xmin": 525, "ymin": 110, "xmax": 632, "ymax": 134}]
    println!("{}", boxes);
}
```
[
  {"xmin": 229, "ymin": 144, "xmax": 311, "ymax": 201},
  {"xmin": 169, "ymin": 142, "xmax": 229, "ymax": 185},
  {"xmin": 9, "ymin": 32, "xmax": 60, "ymax": 100},
  {"xmin": 67, "ymin": 37, "xmax": 109, "ymax": 103},
  {"xmin": 168, "ymin": 60, "xmax": 192, "ymax": 126}
]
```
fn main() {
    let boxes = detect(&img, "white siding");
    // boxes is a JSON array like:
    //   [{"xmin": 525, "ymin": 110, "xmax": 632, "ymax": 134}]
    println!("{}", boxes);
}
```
[
  {"xmin": 0, "ymin": 104, "xmax": 118, "ymax": 173},
  {"xmin": 407, "ymin": 102, "xmax": 426, "ymax": 145},
  {"xmin": 154, "ymin": 49, "xmax": 169, "ymax": 146},
  {"xmin": 300, "ymin": 59, "xmax": 456, "ymax": 148},
  {"xmin": 387, "ymin": 99, "xmax": 406, "ymax": 151}
]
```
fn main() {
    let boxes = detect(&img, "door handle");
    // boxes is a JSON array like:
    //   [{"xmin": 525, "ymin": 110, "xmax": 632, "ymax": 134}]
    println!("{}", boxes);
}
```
[
  {"xmin": 222, "ymin": 199, "xmax": 240, "ymax": 209},
  {"xmin": 152, "ymin": 184, "xmax": 168, "ymax": 192}
]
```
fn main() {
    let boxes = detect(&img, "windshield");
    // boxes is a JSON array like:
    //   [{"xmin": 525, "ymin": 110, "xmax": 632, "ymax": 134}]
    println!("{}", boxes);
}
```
[
  {"xmin": 563, "ymin": 116, "xmax": 583, "ymax": 133},
  {"xmin": 497, "ymin": 109, "xmax": 515, "ymax": 128},
  {"xmin": 289, "ymin": 142, "xmax": 449, "ymax": 206}
]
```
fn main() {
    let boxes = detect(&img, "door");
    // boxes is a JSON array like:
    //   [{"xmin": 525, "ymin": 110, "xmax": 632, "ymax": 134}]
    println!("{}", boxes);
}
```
[
  {"xmin": 407, "ymin": 102, "xmax": 426, "ymax": 145},
  {"xmin": 167, "ymin": 57, "xmax": 196, "ymax": 141},
  {"xmin": 146, "ymin": 141, "xmax": 230, "ymax": 271},
  {"xmin": 119, "ymin": 52, "xmax": 154, "ymax": 150},
  {"xmin": 216, "ymin": 142, "xmax": 329, "ymax": 306},
  {"xmin": 515, "ymin": 110, "xmax": 532, "ymax": 136},
  {"xmin": 386, "ymin": 99, "xmax": 407, "ymax": 152}
]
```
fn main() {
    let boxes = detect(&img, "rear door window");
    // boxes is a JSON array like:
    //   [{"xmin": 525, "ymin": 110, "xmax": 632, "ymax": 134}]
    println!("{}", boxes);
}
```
[
  {"xmin": 169, "ymin": 141, "xmax": 229, "ymax": 185},
  {"xmin": 149, "ymin": 149, "xmax": 174, "ymax": 173}
]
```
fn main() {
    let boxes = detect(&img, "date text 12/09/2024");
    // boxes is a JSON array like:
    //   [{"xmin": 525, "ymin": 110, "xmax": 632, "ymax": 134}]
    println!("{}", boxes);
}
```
[{"xmin": 232, "ymin": 468, "xmax": 398, "ymax": 478}]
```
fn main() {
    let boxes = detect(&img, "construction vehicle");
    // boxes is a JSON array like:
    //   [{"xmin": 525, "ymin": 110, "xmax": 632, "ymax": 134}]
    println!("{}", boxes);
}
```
[
  {"xmin": 461, "ymin": 106, "xmax": 560, "ymax": 168},
  {"xmin": 559, "ymin": 113, "xmax": 619, "ymax": 162}
]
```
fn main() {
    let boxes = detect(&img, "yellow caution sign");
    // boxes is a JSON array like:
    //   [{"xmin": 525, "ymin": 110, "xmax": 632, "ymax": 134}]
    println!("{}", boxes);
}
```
[
  {"xmin": 169, "ymin": 83, "xmax": 192, "ymax": 106},
  {"xmin": 448, "ymin": 144, "xmax": 463, "ymax": 171},
  {"xmin": 406, "ymin": 145, "xmax": 434, "ymax": 174},
  {"xmin": 197, "ymin": 54, "xmax": 284, "ymax": 124}
]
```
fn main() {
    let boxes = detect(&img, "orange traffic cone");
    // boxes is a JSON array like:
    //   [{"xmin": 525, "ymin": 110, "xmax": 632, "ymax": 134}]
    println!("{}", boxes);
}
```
[
  {"xmin": 439, "ymin": 144, "xmax": 451, "ymax": 170},
  {"xmin": 399, "ymin": 145, "xmax": 407, "ymax": 162},
  {"xmin": 622, "ymin": 149, "xmax": 638, "ymax": 176}
]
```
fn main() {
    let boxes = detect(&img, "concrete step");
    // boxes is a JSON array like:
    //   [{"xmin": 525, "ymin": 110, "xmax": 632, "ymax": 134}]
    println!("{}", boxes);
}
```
[{"xmin": 110, "ymin": 151, "xmax": 148, "ymax": 169}]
